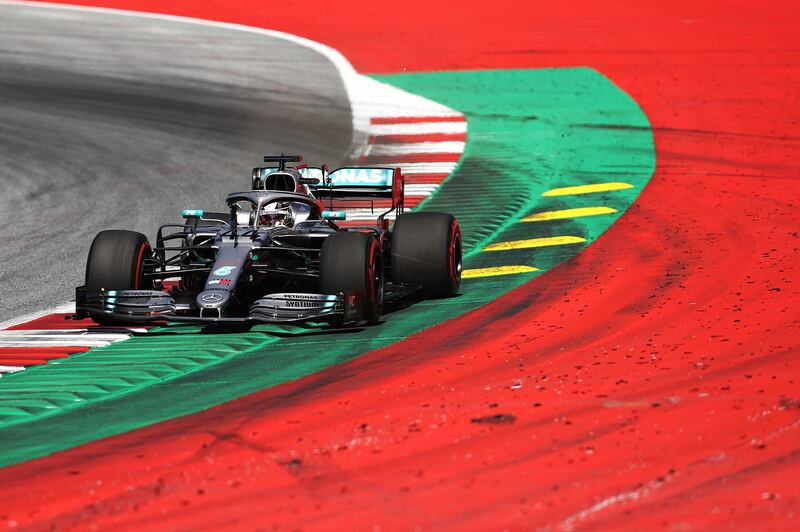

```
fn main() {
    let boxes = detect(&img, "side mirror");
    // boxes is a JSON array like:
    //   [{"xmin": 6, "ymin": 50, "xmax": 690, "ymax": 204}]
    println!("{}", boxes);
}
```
[
  {"xmin": 251, "ymin": 167, "xmax": 263, "ymax": 189},
  {"xmin": 299, "ymin": 177, "xmax": 320, "ymax": 186}
]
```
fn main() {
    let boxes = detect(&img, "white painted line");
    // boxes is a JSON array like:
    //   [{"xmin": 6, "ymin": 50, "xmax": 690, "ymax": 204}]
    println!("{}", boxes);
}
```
[
  {"xmin": 0, "ymin": 340, "xmax": 117, "ymax": 348},
  {"xmin": 404, "ymin": 185, "xmax": 439, "ymax": 197},
  {"xmin": 369, "ymin": 122, "xmax": 467, "ymax": 136},
  {"xmin": 394, "ymin": 163, "xmax": 459, "ymax": 174},
  {"xmin": 1, "ymin": 329, "xmax": 142, "ymax": 336},
  {"xmin": 0, "ymin": 302, "xmax": 75, "ymax": 331},
  {"xmin": 82, "ymin": 328, "xmax": 150, "ymax": 334},
  {"xmin": 352, "ymin": 76, "xmax": 460, "ymax": 120},
  {"xmin": 405, "ymin": 184, "xmax": 440, "ymax": 190},
  {"xmin": 0, "ymin": 366, "xmax": 25, "ymax": 374},
  {"xmin": 0, "ymin": 332, "xmax": 131, "ymax": 342},
  {"xmin": 366, "ymin": 141, "xmax": 466, "ymax": 156}
]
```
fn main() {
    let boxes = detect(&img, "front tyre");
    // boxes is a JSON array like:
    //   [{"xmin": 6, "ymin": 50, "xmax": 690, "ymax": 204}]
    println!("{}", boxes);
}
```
[
  {"xmin": 391, "ymin": 212, "xmax": 462, "ymax": 298},
  {"xmin": 85, "ymin": 229, "xmax": 152, "ymax": 324},
  {"xmin": 320, "ymin": 232, "xmax": 383, "ymax": 324}
]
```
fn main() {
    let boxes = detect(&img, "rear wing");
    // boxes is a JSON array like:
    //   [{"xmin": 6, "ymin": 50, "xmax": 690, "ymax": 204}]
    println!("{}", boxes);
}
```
[
  {"xmin": 324, "ymin": 167, "xmax": 403, "ymax": 200},
  {"xmin": 252, "ymin": 165, "xmax": 405, "ymax": 227}
]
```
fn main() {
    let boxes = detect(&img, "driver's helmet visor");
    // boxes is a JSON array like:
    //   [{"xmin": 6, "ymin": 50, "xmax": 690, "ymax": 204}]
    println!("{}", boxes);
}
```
[{"xmin": 259, "ymin": 205, "xmax": 292, "ymax": 227}]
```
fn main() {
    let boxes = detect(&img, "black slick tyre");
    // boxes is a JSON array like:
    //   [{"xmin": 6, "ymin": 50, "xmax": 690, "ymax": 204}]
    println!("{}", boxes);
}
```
[
  {"xmin": 391, "ymin": 212, "xmax": 462, "ymax": 298},
  {"xmin": 320, "ymin": 232, "xmax": 383, "ymax": 324},
  {"xmin": 85, "ymin": 230, "xmax": 152, "ymax": 325}
]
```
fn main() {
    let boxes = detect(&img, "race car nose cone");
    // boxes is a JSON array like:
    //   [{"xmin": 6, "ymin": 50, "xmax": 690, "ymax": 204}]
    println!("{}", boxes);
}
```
[{"xmin": 196, "ymin": 290, "xmax": 229, "ymax": 310}]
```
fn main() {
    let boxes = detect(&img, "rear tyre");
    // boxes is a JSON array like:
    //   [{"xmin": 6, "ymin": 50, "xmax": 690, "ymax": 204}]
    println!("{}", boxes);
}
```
[
  {"xmin": 391, "ymin": 212, "xmax": 462, "ymax": 298},
  {"xmin": 85, "ymin": 230, "xmax": 152, "ymax": 325},
  {"xmin": 320, "ymin": 232, "xmax": 383, "ymax": 325}
]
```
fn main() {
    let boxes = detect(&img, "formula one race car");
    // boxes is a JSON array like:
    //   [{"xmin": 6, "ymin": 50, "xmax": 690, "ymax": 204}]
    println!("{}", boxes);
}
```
[{"xmin": 74, "ymin": 155, "xmax": 462, "ymax": 326}]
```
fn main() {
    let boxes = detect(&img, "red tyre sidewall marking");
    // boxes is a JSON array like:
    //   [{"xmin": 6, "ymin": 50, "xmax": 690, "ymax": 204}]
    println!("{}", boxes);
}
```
[
  {"xmin": 133, "ymin": 242, "xmax": 150, "ymax": 290},
  {"xmin": 448, "ymin": 219, "xmax": 461, "ymax": 286},
  {"xmin": 367, "ymin": 237, "xmax": 379, "ymax": 310}
]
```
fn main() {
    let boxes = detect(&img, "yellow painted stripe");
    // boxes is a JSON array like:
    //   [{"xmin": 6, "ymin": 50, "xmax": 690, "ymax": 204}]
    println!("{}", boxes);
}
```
[
  {"xmin": 522, "ymin": 206, "xmax": 617, "ymax": 222},
  {"xmin": 462, "ymin": 265, "xmax": 538, "ymax": 279},
  {"xmin": 542, "ymin": 182, "xmax": 633, "ymax": 196},
  {"xmin": 483, "ymin": 235, "xmax": 586, "ymax": 251}
]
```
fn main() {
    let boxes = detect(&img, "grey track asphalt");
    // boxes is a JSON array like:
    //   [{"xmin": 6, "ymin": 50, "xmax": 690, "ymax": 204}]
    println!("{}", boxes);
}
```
[{"xmin": 0, "ymin": 4, "xmax": 353, "ymax": 323}]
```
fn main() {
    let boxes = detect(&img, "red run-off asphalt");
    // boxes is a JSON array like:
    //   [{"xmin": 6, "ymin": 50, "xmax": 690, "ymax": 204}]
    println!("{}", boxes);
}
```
[{"xmin": 1, "ymin": 0, "xmax": 799, "ymax": 529}]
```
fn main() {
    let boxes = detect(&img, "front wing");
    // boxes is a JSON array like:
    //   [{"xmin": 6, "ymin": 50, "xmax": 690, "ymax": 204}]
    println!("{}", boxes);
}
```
[{"xmin": 74, "ymin": 288, "xmax": 365, "ymax": 325}]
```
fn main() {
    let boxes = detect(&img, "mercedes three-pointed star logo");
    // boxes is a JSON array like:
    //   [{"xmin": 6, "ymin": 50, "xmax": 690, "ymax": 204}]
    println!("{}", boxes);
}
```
[{"xmin": 201, "ymin": 293, "xmax": 224, "ymax": 303}]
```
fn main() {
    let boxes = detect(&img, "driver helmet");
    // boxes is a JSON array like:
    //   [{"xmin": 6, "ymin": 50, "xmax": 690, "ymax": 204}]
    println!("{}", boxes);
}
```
[{"xmin": 259, "ymin": 202, "xmax": 293, "ymax": 227}]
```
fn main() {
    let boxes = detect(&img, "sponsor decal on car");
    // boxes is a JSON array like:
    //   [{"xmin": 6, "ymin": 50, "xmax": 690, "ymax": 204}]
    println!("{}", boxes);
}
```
[
  {"xmin": 285, "ymin": 299, "xmax": 323, "ymax": 308},
  {"xmin": 213, "ymin": 266, "xmax": 237, "ymax": 276},
  {"xmin": 200, "ymin": 293, "xmax": 223, "ymax": 303},
  {"xmin": 208, "ymin": 279, "xmax": 232, "ymax": 286},
  {"xmin": 329, "ymin": 168, "xmax": 393, "ymax": 186},
  {"xmin": 106, "ymin": 290, "xmax": 160, "ymax": 297},
  {"xmin": 281, "ymin": 293, "xmax": 326, "ymax": 308}
]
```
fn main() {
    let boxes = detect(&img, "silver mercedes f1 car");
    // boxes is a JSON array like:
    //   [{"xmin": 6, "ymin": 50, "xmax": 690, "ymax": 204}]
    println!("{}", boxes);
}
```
[{"xmin": 74, "ymin": 155, "xmax": 462, "ymax": 326}]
